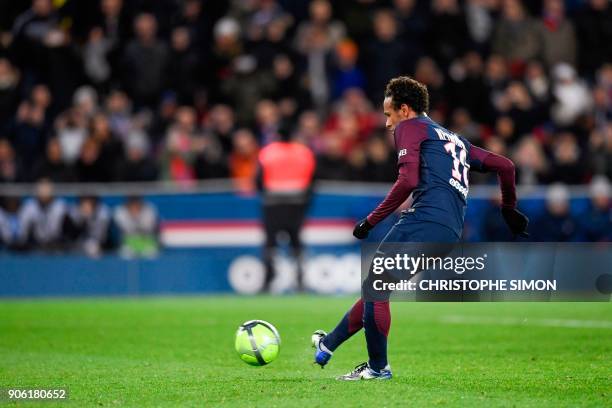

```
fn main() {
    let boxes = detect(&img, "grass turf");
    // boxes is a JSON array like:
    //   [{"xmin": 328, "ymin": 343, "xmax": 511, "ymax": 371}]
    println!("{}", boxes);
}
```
[{"xmin": 0, "ymin": 297, "xmax": 610, "ymax": 407}]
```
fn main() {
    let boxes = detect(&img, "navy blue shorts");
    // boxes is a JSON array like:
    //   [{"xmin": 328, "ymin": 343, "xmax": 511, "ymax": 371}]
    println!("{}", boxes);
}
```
[
  {"xmin": 363, "ymin": 212, "xmax": 462, "ymax": 301},
  {"xmin": 380, "ymin": 210, "xmax": 460, "ymax": 244}
]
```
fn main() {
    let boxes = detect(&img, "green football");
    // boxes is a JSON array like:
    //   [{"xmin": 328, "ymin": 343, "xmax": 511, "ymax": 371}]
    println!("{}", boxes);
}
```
[{"xmin": 235, "ymin": 320, "xmax": 281, "ymax": 366}]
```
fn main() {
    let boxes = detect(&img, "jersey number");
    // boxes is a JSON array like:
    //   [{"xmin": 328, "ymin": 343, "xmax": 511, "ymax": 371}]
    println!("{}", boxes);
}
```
[{"xmin": 444, "ymin": 142, "xmax": 469, "ymax": 188}]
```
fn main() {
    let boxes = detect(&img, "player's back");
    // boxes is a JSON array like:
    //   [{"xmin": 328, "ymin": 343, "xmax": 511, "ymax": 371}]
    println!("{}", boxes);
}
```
[{"xmin": 395, "ymin": 115, "xmax": 471, "ymax": 237}]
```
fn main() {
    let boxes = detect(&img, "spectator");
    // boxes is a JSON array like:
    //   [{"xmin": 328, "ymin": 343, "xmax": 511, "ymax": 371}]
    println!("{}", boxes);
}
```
[
  {"xmin": 90, "ymin": 112, "xmax": 123, "ymax": 176},
  {"xmin": 229, "ymin": 128, "xmax": 259, "ymax": 191},
  {"xmin": 249, "ymin": 13, "xmax": 294, "ymax": 71},
  {"xmin": 450, "ymin": 108, "xmax": 481, "ymax": 143},
  {"xmin": 363, "ymin": 135, "xmax": 396, "ymax": 182},
  {"xmin": 538, "ymin": 0, "xmax": 577, "ymax": 69},
  {"xmin": 393, "ymin": 0, "xmax": 428, "ymax": 60},
  {"xmin": 484, "ymin": 54, "xmax": 511, "ymax": 121},
  {"xmin": 549, "ymin": 132, "xmax": 586, "ymax": 184},
  {"xmin": 315, "ymin": 134, "xmax": 351, "ymax": 180},
  {"xmin": 55, "ymin": 107, "xmax": 88, "ymax": 165},
  {"xmin": 551, "ymin": 63, "xmax": 592, "ymax": 127},
  {"xmin": 578, "ymin": 176, "xmax": 612, "ymax": 242},
  {"xmin": 32, "ymin": 138, "xmax": 76, "ymax": 182},
  {"xmin": 323, "ymin": 108, "xmax": 361, "ymax": 155},
  {"xmin": 254, "ymin": 99, "xmax": 281, "ymax": 145},
  {"xmin": 75, "ymin": 138, "xmax": 108, "ymax": 182},
  {"xmin": 482, "ymin": 194, "xmax": 515, "ymax": 241},
  {"xmin": 0, "ymin": 59, "xmax": 20, "ymax": 131},
  {"xmin": 574, "ymin": 0, "xmax": 612, "ymax": 77},
  {"xmin": 270, "ymin": 54, "xmax": 306, "ymax": 120},
  {"xmin": 413, "ymin": 57, "xmax": 446, "ymax": 117},
  {"xmin": 330, "ymin": 39, "xmax": 365, "ymax": 100},
  {"xmin": 524, "ymin": 60, "xmax": 551, "ymax": 106},
  {"xmin": 10, "ymin": 0, "xmax": 59, "ymax": 80},
  {"xmin": 0, "ymin": 197, "xmax": 24, "ymax": 250},
  {"xmin": 83, "ymin": 26, "xmax": 114, "ymax": 89},
  {"xmin": 19, "ymin": 179, "xmax": 69, "ymax": 250},
  {"xmin": 513, "ymin": 137, "xmax": 550, "ymax": 185},
  {"xmin": 532, "ymin": 183, "xmax": 578, "ymax": 241},
  {"xmin": 193, "ymin": 133, "xmax": 228, "ymax": 180},
  {"xmin": 104, "ymin": 89, "xmax": 132, "ymax": 141},
  {"xmin": 0, "ymin": 139, "xmax": 22, "ymax": 183},
  {"xmin": 449, "ymin": 51, "xmax": 489, "ymax": 123},
  {"xmin": 246, "ymin": 0, "xmax": 292, "ymax": 45},
  {"xmin": 220, "ymin": 55, "xmax": 276, "ymax": 125},
  {"xmin": 347, "ymin": 146, "xmax": 367, "ymax": 181},
  {"xmin": 161, "ymin": 106, "xmax": 198, "ymax": 183},
  {"xmin": 364, "ymin": 9, "xmax": 406, "ymax": 103},
  {"xmin": 428, "ymin": 0, "xmax": 469, "ymax": 69},
  {"xmin": 295, "ymin": 0, "xmax": 346, "ymax": 55},
  {"xmin": 593, "ymin": 64, "xmax": 612, "ymax": 130},
  {"xmin": 116, "ymin": 132, "xmax": 157, "ymax": 182},
  {"xmin": 206, "ymin": 104, "xmax": 236, "ymax": 155},
  {"xmin": 166, "ymin": 26, "xmax": 201, "ymax": 105},
  {"xmin": 497, "ymin": 81, "xmax": 542, "ymax": 137},
  {"xmin": 295, "ymin": 110, "xmax": 324, "ymax": 152},
  {"xmin": 121, "ymin": 13, "xmax": 168, "ymax": 108},
  {"xmin": 299, "ymin": 23, "xmax": 332, "ymax": 114},
  {"xmin": 173, "ymin": 0, "xmax": 213, "ymax": 52},
  {"xmin": 206, "ymin": 17, "xmax": 243, "ymax": 103},
  {"xmin": 113, "ymin": 196, "xmax": 159, "ymax": 258},
  {"xmin": 465, "ymin": 0, "xmax": 496, "ymax": 51},
  {"xmin": 587, "ymin": 124, "xmax": 612, "ymax": 180},
  {"xmin": 97, "ymin": 0, "xmax": 129, "ymax": 45},
  {"xmin": 492, "ymin": 0, "xmax": 541, "ymax": 73},
  {"xmin": 67, "ymin": 196, "xmax": 111, "ymax": 257},
  {"xmin": 12, "ymin": 86, "xmax": 50, "ymax": 169}
]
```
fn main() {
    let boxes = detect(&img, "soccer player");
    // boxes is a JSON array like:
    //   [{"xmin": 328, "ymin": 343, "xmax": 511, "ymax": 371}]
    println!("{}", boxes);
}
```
[{"xmin": 312, "ymin": 76, "xmax": 529, "ymax": 380}]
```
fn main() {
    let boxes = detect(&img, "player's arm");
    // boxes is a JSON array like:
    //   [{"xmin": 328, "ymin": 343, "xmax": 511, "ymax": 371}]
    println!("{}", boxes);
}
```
[
  {"xmin": 469, "ymin": 145, "xmax": 529, "ymax": 237},
  {"xmin": 353, "ymin": 161, "xmax": 420, "ymax": 239},
  {"xmin": 353, "ymin": 121, "xmax": 426, "ymax": 239}
]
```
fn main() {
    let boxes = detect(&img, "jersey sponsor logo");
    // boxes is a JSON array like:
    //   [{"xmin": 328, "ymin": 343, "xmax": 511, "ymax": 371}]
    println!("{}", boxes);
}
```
[
  {"xmin": 398, "ymin": 148, "xmax": 407, "ymax": 158},
  {"xmin": 434, "ymin": 128, "xmax": 466, "ymax": 150},
  {"xmin": 449, "ymin": 177, "xmax": 468, "ymax": 198}
]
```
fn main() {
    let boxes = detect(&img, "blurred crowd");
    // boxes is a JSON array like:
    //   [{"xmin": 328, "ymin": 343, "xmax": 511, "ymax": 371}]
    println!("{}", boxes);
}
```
[
  {"xmin": 0, "ymin": 179, "xmax": 160, "ymax": 257},
  {"xmin": 478, "ymin": 175, "xmax": 611, "ymax": 241},
  {"xmin": 0, "ymin": 0, "xmax": 609, "ymax": 188},
  {"xmin": 0, "ymin": 0, "xmax": 611, "ymax": 253}
]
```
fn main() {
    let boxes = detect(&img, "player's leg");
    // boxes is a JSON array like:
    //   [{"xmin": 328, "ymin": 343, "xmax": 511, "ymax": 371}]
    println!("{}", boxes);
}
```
[
  {"xmin": 261, "ymin": 204, "xmax": 279, "ymax": 292},
  {"xmin": 314, "ymin": 222, "xmax": 401, "ymax": 369},
  {"xmin": 363, "ymin": 300, "xmax": 391, "ymax": 372},
  {"xmin": 312, "ymin": 298, "xmax": 363, "ymax": 367},
  {"xmin": 339, "ymin": 218, "xmax": 458, "ymax": 380},
  {"xmin": 355, "ymin": 222, "xmax": 406, "ymax": 377},
  {"xmin": 286, "ymin": 203, "xmax": 307, "ymax": 291}
]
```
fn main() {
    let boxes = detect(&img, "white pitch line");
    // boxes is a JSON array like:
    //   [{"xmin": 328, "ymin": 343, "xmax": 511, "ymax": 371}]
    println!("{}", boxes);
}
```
[{"xmin": 440, "ymin": 315, "xmax": 612, "ymax": 329}]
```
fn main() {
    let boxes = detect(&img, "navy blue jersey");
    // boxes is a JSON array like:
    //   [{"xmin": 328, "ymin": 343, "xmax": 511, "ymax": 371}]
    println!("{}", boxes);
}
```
[{"xmin": 394, "ymin": 115, "xmax": 472, "ymax": 237}]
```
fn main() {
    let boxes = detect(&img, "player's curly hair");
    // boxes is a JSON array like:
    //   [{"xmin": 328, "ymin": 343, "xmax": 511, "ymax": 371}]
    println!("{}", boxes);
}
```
[{"xmin": 384, "ymin": 76, "xmax": 429, "ymax": 113}]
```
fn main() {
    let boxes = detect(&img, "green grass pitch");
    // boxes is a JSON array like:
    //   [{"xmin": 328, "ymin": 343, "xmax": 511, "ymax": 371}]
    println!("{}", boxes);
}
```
[{"xmin": 1, "ymin": 297, "xmax": 610, "ymax": 407}]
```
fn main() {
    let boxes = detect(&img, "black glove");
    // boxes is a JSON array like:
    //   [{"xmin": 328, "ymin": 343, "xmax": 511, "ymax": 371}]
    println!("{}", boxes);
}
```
[
  {"xmin": 353, "ymin": 218, "xmax": 373, "ymax": 239},
  {"xmin": 501, "ymin": 207, "xmax": 529, "ymax": 237}
]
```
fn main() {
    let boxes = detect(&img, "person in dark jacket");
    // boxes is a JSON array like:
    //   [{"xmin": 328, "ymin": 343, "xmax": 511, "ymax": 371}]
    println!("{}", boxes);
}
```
[{"xmin": 532, "ymin": 183, "xmax": 578, "ymax": 241}]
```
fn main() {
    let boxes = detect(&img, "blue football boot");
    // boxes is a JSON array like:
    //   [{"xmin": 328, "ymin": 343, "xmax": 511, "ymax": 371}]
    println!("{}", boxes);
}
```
[{"xmin": 311, "ymin": 329, "xmax": 332, "ymax": 368}]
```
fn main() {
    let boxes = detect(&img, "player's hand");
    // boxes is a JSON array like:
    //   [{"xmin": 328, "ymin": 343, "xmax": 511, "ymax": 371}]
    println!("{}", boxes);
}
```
[
  {"xmin": 501, "ymin": 207, "xmax": 529, "ymax": 237},
  {"xmin": 353, "ymin": 218, "xmax": 373, "ymax": 239}
]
